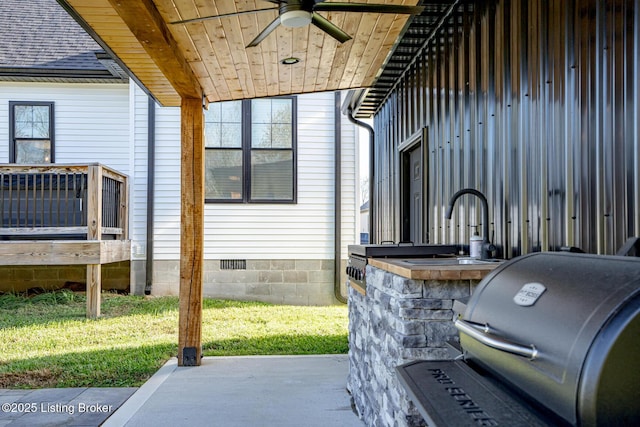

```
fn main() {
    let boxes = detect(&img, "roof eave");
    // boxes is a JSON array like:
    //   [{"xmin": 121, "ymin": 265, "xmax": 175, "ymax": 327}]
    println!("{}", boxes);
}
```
[{"xmin": 0, "ymin": 67, "xmax": 128, "ymax": 82}]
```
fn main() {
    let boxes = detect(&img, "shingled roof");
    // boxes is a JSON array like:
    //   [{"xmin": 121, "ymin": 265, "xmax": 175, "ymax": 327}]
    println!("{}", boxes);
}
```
[{"xmin": 0, "ymin": 0, "xmax": 126, "ymax": 81}]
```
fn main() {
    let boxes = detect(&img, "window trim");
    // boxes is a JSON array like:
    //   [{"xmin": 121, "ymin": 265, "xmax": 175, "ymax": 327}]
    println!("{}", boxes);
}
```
[
  {"xmin": 9, "ymin": 101, "xmax": 55, "ymax": 164},
  {"xmin": 205, "ymin": 96, "xmax": 297, "ymax": 204}
]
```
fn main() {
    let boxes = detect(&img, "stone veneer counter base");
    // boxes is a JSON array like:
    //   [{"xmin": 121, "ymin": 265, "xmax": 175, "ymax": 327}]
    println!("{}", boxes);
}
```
[{"xmin": 347, "ymin": 259, "xmax": 500, "ymax": 427}]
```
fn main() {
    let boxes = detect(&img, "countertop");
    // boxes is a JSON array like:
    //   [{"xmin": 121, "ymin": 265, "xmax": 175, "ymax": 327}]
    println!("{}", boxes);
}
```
[{"xmin": 368, "ymin": 257, "xmax": 502, "ymax": 281}]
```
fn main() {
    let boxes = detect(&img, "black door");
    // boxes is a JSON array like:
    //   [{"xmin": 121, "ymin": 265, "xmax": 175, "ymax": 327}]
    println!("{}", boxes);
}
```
[{"xmin": 401, "ymin": 144, "xmax": 423, "ymax": 243}]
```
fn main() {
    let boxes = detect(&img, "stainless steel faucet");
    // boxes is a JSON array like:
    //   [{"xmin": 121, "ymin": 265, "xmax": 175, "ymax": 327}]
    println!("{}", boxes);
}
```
[{"xmin": 445, "ymin": 188, "xmax": 495, "ymax": 259}]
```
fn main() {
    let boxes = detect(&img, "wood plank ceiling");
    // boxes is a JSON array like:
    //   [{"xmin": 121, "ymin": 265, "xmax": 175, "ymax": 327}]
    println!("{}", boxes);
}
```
[{"xmin": 58, "ymin": 0, "xmax": 422, "ymax": 107}]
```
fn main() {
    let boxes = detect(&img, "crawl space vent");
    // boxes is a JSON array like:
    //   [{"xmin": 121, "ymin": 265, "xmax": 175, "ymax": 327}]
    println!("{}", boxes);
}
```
[{"xmin": 220, "ymin": 259, "xmax": 247, "ymax": 270}]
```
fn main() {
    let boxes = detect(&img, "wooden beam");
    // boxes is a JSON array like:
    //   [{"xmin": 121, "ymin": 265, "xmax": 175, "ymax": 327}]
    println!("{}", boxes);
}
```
[
  {"xmin": 106, "ymin": 0, "xmax": 202, "ymax": 100},
  {"xmin": 0, "ymin": 227, "xmax": 88, "ymax": 236},
  {"xmin": 99, "ymin": 240, "xmax": 131, "ymax": 264},
  {"xmin": 178, "ymin": 97, "xmax": 204, "ymax": 366},
  {"xmin": 0, "ymin": 240, "xmax": 130, "ymax": 266},
  {"xmin": 59, "ymin": 0, "xmax": 181, "ymax": 106}
]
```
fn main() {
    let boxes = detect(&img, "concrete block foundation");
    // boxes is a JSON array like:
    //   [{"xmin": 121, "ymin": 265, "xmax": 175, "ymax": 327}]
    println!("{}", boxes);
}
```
[{"xmin": 133, "ymin": 259, "xmax": 347, "ymax": 306}]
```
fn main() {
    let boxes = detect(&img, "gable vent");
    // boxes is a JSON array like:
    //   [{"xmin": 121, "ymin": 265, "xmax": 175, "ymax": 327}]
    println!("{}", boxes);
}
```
[{"xmin": 220, "ymin": 259, "xmax": 247, "ymax": 270}]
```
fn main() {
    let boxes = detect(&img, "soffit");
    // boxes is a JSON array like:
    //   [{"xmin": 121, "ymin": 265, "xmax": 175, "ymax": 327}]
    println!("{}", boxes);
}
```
[
  {"xmin": 349, "ymin": 0, "xmax": 460, "ymax": 118},
  {"xmin": 59, "ymin": 0, "xmax": 423, "ymax": 107}
]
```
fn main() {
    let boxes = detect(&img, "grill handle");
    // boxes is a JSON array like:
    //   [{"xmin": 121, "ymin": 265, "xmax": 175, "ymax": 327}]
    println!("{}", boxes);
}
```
[{"xmin": 455, "ymin": 319, "xmax": 539, "ymax": 360}]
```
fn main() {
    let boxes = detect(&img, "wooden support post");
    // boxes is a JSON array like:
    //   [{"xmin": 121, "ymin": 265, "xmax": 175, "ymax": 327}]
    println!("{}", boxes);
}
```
[
  {"xmin": 86, "ymin": 165, "xmax": 103, "ymax": 319},
  {"xmin": 86, "ymin": 264, "xmax": 101, "ymax": 318},
  {"xmin": 178, "ymin": 97, "xmax": 204, "ymax": 366}
]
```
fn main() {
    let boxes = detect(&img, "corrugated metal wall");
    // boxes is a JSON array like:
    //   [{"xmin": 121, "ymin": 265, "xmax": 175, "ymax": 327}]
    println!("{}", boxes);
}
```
[{"xmin": 373, "ymin": 0, "xmax": 640, "ymax": 256}]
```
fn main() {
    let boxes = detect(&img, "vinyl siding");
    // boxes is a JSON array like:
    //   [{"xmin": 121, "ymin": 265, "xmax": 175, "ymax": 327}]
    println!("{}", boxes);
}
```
[
  {"xmin": 204, "ymin": 92, "xmax": 351, "ymax": 259},
  {"xmin": 150, "ymin": 101, "xmax": 181, "ymax": 260},
  {"xmin": 1, "ymin": 82, "xmax": 358, "ymax": 264},
  {"xmin": 0, "ymin": 82, "xmax": 130, "ymax": 171},
  {"xmin": 130, "ymin": 84, "xmax": 150, "ymax": 259},
  {"xmin": 142, "ymin": 90, "xmax": 358, "ymax": 260}
]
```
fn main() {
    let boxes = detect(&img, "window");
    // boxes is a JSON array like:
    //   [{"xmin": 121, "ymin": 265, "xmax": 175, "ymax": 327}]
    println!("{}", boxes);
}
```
[
  {"xmin": 204, "ymin": 101, "xmax": 243, "ymax": 200},
  {"xmin": 204, "ymin": 97, "xmax": 296, "ymax": 203},
  {"xmin": 9, "ymin": 102, "xmax": 54, "ymax": 163}
]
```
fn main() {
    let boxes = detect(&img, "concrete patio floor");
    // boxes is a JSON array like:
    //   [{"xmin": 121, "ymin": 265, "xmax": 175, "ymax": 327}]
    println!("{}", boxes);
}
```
[
  {"xmin": 104, "ymin": 354, "xmax": 362, "ymax": 427},
  {"xmin": 0, "ymin": 355, "xmax": 362, "ymax": 427}
]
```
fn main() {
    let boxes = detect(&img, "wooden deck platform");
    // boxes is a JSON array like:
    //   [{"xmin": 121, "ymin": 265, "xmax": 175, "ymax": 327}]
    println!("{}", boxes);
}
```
[{"xmin": 0, "ymin": 164, "xmax": 131, "ymax": 318}]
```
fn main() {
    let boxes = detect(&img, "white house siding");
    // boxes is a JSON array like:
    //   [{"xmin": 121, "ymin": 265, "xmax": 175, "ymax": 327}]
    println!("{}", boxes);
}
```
[
  {"xmin": 0, "ymin": 82, "xmax": 130, "ymax": 168},
  {"xmin": 129, "ymin": 83, "xmax": 182, "ymax": 294},
  {"xmin": 142, "ymin": 90, "xmax": 359, "ymax": 305},
  {"xmin": 129, "ymin": 85, "xmax": 150, "ymax": 257},
  {"xmin": 150, "ymin": 101, "xmax": 182, "ymax": 259},
  {"xmin": 205, "ymin": 93, "xmax": 339, "ymax": 258},
  {"xmin": 129, "ymin": 84, "xmax": 151, "ymax": 293},
  {"xmin": 0, "ymin": 82, "xmax": 357, "ymax": 303},
  {"xmin": 0, "ymin": 81, "xmax": 132, "ymax": 292}
]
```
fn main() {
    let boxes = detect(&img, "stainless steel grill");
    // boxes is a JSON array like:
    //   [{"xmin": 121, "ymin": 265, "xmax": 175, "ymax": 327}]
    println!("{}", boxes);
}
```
[
  {"xmin": 346, "ymin": 243, "xmax": 458, "ymax": 288},
  {"xmin": 398, "ymin": 252, "xmax": 640, "ymax": 426}
]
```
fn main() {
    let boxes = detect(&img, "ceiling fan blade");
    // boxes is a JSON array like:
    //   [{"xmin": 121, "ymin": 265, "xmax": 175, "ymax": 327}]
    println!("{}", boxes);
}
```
[
  {"xmin": 313, "ymin": 2, "xmax": 424, "ymax": 15},
  {"xmin": 311, "ymin": 13, "xmax": 352, "ymax": 44},
  {"xmin": 171, "ymin": 7, "xmax": 278, "ymax": 25},
  {"xmin": 247, "ymin": 16, "xmax": 282, "ymax": 47}
]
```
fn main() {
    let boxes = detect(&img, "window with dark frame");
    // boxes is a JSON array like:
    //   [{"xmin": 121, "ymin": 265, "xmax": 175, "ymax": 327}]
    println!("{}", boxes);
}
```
[
  {"xmin": 204, "ymin": 97, "xmax": 296, "ymax": 203},
  {"xmin": 9, "ymin": 101, "xmax": 54, "ymax": 164}
]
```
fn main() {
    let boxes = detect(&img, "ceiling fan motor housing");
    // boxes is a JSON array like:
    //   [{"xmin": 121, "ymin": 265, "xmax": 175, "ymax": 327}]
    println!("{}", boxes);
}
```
[{"xmin": 279, "ymin": 0, "xmax": 315, "ymax": 28}]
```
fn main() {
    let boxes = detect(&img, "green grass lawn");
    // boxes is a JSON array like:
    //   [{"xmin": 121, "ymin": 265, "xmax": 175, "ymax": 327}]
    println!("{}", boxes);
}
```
[{"xmin": 0, "ymin": 291, "xmax": 349, "ymax": 389}]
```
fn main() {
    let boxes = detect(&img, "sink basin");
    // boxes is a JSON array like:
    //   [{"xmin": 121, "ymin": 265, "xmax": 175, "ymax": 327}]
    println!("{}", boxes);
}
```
[
  {"xmin": 457, "ymin": 257, "xmax": 502, "ymax": 265},
  {"xmin": 400, "ymin": 258, "xmax": 502, "ymax": 266}
]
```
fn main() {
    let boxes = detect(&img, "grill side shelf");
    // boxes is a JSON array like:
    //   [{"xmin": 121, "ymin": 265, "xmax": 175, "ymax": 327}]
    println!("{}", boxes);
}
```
[{"xmin": 395, "ymin": 360, "xmax": 558, "ymax": 427}]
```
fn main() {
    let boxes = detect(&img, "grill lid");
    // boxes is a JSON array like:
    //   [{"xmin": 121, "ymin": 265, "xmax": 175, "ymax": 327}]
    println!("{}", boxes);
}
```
[{"xmin": 458, "ymin": 252, "xmax": 640, "ymax": 426}]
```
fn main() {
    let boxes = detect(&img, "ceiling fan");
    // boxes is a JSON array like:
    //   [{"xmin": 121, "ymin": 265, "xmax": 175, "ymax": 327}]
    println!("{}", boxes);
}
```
[{"xmin": 171, "ymin": 0, "xmax": 425, "ymax": 48}]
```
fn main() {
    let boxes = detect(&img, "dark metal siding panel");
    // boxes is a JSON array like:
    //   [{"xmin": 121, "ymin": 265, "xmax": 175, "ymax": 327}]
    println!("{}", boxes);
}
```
[
  {"xmin": 631, "ymin": 0, "xmax": 640, "ymax": 239},
  {"xmin": 372, "ymin": 0, "xmax": 640, "ymax": 255}
]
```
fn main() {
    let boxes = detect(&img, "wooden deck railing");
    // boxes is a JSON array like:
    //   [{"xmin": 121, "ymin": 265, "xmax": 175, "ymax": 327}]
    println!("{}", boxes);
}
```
[
  {"xmin": 0, "ymin": 164, "xmax": 128, "ymax": 239},
  {"xmin": 0, "ymin": 164, "xmax": 130, "ymax": 319}
]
